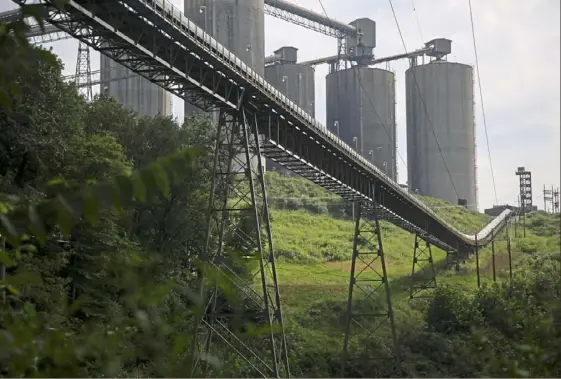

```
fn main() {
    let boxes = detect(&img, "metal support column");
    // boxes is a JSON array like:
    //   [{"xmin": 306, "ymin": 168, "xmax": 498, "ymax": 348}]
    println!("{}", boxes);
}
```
[
  {"xmin": 445, "ymin": 248, "xmax": 460, "ymax": 272},
  {"xmin": 0, "ymin": 237, "xmax": 5, "ymax": 304},
  {"xmin": 475, "ymin": 234, "xmax": 480, "ymax": 288},
  {"xmin": 341, "ymin": 202, "xmax": 398, "ymax": 377},
  {"xmin": 507, "ymin": 235, "xmax": 513, "ymax": 282},
  {"xmin": 491, "ymin": 230, "xmax": 496, "ymax": 282},
  {"xmin": 409, "ymin": 234, "xmax": 437, "ymax": 299},
  {"xmin": 191, "ymin": 109, "xmax": 289, "ymax": 378}
]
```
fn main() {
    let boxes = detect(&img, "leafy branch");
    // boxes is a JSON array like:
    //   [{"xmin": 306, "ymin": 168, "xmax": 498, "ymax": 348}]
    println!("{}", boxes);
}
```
[{"xmin": 0, "ymin": 147, "xmax": 200, "ymax": 248}]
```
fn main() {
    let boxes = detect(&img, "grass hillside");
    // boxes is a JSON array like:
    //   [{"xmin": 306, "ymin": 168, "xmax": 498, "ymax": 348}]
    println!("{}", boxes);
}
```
[
  {"xmin": 263, "ymin": 172, "xmax": 561, "ymax": 356},
  {"xmin": 264, "ymin": 171, "xmax": 491, "ymax": 232}
]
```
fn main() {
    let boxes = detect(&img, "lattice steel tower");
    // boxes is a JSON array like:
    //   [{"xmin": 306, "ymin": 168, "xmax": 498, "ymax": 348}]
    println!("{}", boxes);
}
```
[
  {"xmin": 515, "ymin": 167, "xmax": 532, "ymax": 214},
  {"xmin": 75, "ymin": 41, "xmax": 93, "ymax": 101}
]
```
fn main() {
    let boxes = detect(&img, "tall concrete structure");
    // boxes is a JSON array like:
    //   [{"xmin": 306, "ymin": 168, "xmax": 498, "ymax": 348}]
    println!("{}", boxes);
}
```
[
  {"xmin": 406, "ymin": 60, "xmax": 477, "ymax": 210},
  {"xmin": 184, "ymin": 0, "xmax": 265, "ymax": 117},
  {"xmin": 265, "ymin": 46, "xmax": 315, "ymax": 174},
  {"xmin": 183, "ymin": 0, "xmax": 265, "ymax": 171},
  {"xmin": 326, "ymin": 67, "xmax": 397, "ymax": 180},
  {"xmin": 100, "ymin": 57, "xmax": 172, "ymax": 117},
  {"xmin": 265, "ymin": 47, "xmax": 315, "ymax": 117}
]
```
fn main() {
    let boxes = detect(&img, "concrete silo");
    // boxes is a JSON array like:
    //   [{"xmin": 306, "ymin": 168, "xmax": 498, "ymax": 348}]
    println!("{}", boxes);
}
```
[
  {"xmin": 326, "ymin": 66, "xmax": 397, "ymax": 181},
  {"xmin": 265, "ymin": 47, "xmax": 315, "ymax": 117},
  {"xmin": 405, "ymin": 59, "xmax": 477, "ymax": 209},
  {"xmin": 100, "ymin": 57, "xmax": 172, "ymax": 117},
  {"xmin": 184, "ymin": 0, "xmax": 265, "ymax": 118},
  {"xmin": 183, "ymin": 0, "xmax": 265, "ymax": 172},
  {"xmin": 265, "ymin": 46, "xmax": 315, "ymax": 175}
]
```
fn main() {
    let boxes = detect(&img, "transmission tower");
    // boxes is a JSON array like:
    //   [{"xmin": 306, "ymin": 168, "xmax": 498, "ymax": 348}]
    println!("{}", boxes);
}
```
[
  {"xmin": 75, "ymin": 41, "xmax": 93, "ymax": 100},
  {"xmin": 553, "ymin": 187, "xmax": 559, "ymax": 213},
  {"xmin": 515, "ymin": 167, "xmax": 532, "ymax": 237},
  {"xmin": 190, "ymin": 109, "xmax": 289, "ymax": 378},
  {"xmin": 543, "ymin": 186, "xmax": 553, "ymax": 212}
]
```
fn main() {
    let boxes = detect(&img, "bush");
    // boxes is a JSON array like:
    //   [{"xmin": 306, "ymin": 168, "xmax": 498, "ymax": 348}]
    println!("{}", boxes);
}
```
[{"xmin": 426, "ymin": 285, "xmax": 481, "ymax": 334}]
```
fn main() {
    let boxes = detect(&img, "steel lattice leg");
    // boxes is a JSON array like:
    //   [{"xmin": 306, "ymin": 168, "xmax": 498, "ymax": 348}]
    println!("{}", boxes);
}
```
[
  {"xmin": 409, "ymin": 234, "xmax": 437, "ymax": 299},
  {"xmin": 445, "ymin": 248, "xmax": 461, "ymax": 272},
  {"xmin": 341, "ymin": 201, "xmax": 398, "ymax": 377},
  {"xmin": 191, "ymin": 109, "xmax": 289, "ymax": 378}
]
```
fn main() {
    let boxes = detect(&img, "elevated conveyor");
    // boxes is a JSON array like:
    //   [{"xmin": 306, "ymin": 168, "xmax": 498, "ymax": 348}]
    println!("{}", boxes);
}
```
[{"xmin": 11, "ymin": 0, "xmax": 513, "ymax": 254}]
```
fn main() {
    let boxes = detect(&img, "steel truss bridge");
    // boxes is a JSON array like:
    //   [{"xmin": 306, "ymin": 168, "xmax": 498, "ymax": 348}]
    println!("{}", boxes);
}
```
[{"xmin": 9, "ymin": 0, "xmax": 515, "ymax": 377}]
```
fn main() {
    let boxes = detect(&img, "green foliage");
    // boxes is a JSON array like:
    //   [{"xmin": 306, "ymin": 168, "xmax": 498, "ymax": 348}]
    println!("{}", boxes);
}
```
[
  {"xmin": 426, "ymin": 285, "xmax": 480, "ymax": 334},
  {"xmin": 0, "ymin": 38, "xmax": 215, "ymax": 377}
]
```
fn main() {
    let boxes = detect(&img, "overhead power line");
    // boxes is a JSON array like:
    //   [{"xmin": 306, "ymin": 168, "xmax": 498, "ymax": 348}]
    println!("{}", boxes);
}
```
[
  {"xmin": 467, "ymin": 0, "xmax": 499, "ymax": 205},
  {"xmin": 411, "ymin": 0, "xmax": 425, "ymax": 44},
  {"xmin": 387, "ymin": 0, "xmax": 461, "ymax": 201}
]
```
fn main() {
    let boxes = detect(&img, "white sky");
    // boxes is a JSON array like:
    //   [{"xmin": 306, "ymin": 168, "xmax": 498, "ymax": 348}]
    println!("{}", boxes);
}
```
[{"xmin": 2, "ymin": 0, "xmax": 560, "ymax": 212}]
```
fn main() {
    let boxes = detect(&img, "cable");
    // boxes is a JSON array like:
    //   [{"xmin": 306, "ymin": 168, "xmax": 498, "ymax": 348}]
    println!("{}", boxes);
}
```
[
  {"xmin": 387, "ymin": 0, "xmax": 461, "ymax": 201},
  {"xmin": 316, "ymin": 0, "xmax": 408, "ymax": 180},
  {"xmin": 411, "ymin": 0, "xmax": 425, "ymax": 44},
  {"xmin": 467, "ymin": 0, "xmax": 499, "ymax": 205}
]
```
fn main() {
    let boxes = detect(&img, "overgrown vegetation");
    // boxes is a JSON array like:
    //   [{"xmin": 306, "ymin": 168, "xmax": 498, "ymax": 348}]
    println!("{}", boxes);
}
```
[{"xmin": 0, "ymin": 12, "xmax": 559, "ymax": 378}]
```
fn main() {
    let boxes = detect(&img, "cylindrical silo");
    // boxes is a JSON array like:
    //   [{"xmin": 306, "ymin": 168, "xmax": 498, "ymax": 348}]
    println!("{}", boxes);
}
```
[
  {"xmin": 100, "ymin": 57, "xmax": 172, "ymax": 117},
  {"xmin": 326, "ymin": 66, "xmax": 397, "ymax": 181},
  {"xmin": 406, "ymin": 60, "xmax": 477, "ymax": 210},
  {"xmin": 264, "ymin": 46, "xmax": 315, "ymax": 174},
  {"xmin": 265, "ymin": 50, "xmax": 315, "ymax": 117},
  {"xmin": 183, "ymin": 0, "xmax": 265, "ymax": 173},
  {"xmin": 184, "ymin": 0, "xmax": 265, "ymax": 117}
]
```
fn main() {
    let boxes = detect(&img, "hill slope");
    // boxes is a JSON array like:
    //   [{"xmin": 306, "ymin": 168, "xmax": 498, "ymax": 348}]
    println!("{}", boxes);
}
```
[
  {"xmin": 264, "ymin": 171, "xmax": 491, "ymax": 233},
  {"xmin": 263, "ymin": 172, "xmax": 560, "ymax": 360}
]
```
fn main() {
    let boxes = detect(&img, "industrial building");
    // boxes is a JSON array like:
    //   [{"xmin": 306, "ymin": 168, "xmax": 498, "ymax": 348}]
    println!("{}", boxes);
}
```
[
  {"xmin": 265, "ymin": 46, "xmax": 315, "ymax": 173},
  {"xmin": 406, "ymin": 41, "xmax": 478, "ymax": 210},
  {"xmin": 99, "ymin": 56, "xmax": 172, "ymax": 117}
]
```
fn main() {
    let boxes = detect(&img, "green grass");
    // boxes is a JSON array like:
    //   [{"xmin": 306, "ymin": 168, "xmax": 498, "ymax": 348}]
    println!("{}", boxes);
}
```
[{"xmin": 260, "ymin": 172, "xmax": 561, "ymax": 345}]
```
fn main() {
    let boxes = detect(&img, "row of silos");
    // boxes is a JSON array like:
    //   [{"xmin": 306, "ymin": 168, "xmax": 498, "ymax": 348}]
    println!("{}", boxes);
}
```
[{"xmin": 284, "ymin": 57, "xmax": 476, "ymax": 209}]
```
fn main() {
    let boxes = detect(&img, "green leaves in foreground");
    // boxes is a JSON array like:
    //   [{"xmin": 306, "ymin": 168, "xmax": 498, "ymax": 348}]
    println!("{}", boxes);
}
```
[{"xmin": 0, "ymin": 147, "xmax": 200, "ymax": 248}]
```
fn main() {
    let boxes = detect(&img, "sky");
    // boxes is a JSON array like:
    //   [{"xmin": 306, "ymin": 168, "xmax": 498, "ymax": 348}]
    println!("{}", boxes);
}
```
[{"xmin": 2, "ymin": 0, "xmax": 560, "ymax": 212}]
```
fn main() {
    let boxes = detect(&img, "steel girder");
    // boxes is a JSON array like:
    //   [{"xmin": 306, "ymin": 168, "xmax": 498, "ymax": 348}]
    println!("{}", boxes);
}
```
[
  {"xmin": 259, "ymin": 119, "xmax": 454, "ymax": 250},
  {"xmin": 16, "ymin": 0, "xmax": 246, "ymax": 113},
  {"xmin": 192, "ymin": 109, "xmax": 289, "ymax": 378},
  {"xmin": 264, "ymin": 3, "xmax": 343, "ymax": 38}
]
